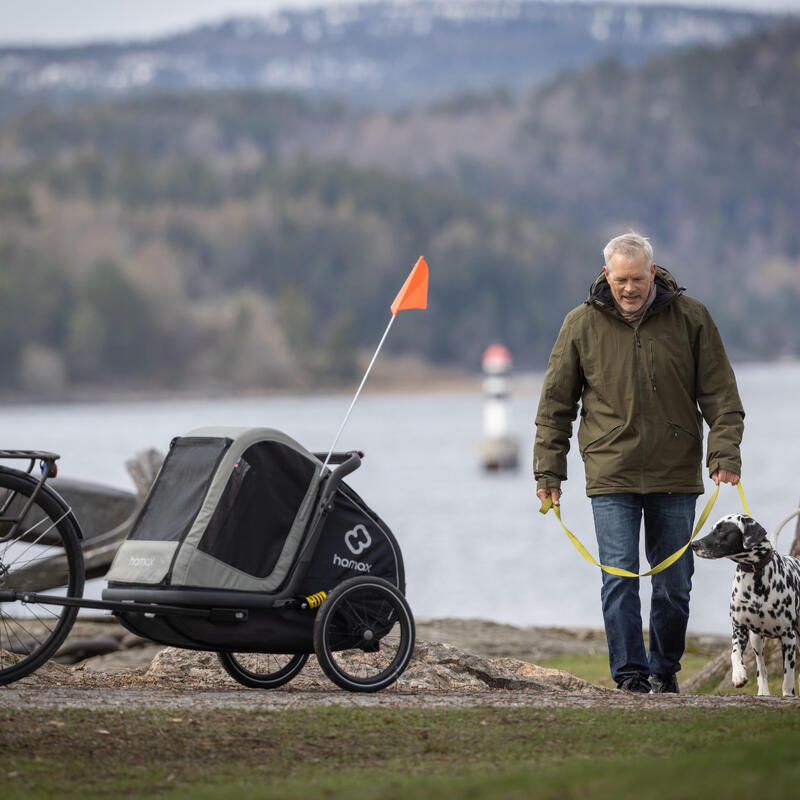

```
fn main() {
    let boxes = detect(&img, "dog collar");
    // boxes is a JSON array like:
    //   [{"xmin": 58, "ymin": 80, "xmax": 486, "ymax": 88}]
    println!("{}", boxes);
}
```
[{"xmin": 738, "ymin": 551, "xmax": 774, "ymax": 573}]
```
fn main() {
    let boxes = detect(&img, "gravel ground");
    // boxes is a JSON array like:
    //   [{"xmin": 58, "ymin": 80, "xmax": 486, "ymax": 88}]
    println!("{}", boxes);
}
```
[
  {"xmin": 4, "ymin": 617, "xmax": 787, "ymax": 711},
  {"xmin": 3, "ymin": 685, "xmax": 796, "ymax": 710}
]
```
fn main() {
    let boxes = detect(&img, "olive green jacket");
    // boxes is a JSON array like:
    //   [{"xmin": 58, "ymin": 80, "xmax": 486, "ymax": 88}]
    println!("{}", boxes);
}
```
[{"xmin": 533, "ymin": 267, "xmax": 744, "ymax": 496}]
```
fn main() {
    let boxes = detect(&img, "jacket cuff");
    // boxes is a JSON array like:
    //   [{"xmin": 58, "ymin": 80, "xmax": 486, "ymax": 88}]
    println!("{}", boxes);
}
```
[
  {"xmin": 536, "ymin": 477, "xmax": 562, "ymax": 491},
  {"xmin": 708, "ymin": 461, "xmax": 741, "ymax": 478}
]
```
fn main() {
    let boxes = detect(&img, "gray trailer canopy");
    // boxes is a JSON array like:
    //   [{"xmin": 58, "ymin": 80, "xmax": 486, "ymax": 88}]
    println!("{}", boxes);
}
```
[{"xmin": 105, "ymin": 427, "xmax": 322, "ymax": 593}]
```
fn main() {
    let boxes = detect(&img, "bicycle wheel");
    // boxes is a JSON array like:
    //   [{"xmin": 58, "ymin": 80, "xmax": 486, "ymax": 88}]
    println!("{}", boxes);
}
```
[
  {"xmin": 313, "ymin": 576, "xmax": 415, "ymax": 693},
  {"xmin": 0, "ymin": 466, "xmax": 85, "ymax": 685},
  {"xmin": 217, "ymin": 651, "xmax": 308, "ymax": 689}
]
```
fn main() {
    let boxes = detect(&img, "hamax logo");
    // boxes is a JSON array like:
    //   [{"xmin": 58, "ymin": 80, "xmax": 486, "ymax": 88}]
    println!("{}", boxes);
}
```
[
  {"xmin": 332, "ymin": 553, "xmax": 372, "ymax": 572},
  {"xmin": 129, "ymin": 556, "xmax": 155, "ymax": 568},
  {"xmin": 344, "ymin": 524, "xmax": 372, "ymax": 555},
  {"xmin": 334, "ymin": 524, "xmax": 374, "ymax": 572}
]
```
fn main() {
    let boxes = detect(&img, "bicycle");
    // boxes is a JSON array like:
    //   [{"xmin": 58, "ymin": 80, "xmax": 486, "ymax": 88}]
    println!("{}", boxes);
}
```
[{"xmin": 0, "ymin": 450, "xmax": 85, "ymax": 685}]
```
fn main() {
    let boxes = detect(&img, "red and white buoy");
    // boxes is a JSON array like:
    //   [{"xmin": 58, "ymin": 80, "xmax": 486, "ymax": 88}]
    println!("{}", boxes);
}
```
[{"xmin": 479, "ymin": 344, "xmax": 519, "ymax": 471}]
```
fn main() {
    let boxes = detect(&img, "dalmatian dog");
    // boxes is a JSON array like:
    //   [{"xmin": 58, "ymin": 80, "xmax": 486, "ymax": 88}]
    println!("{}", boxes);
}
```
[{"xmin": 691, "ymin": 514, "xmax": 800, "ymax": 697}]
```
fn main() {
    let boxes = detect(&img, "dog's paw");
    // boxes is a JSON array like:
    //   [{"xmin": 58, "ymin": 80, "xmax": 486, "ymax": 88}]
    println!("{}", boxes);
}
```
[{"xmin": 732, "ymin": 666, "xmax": 748, "ymax": 688}]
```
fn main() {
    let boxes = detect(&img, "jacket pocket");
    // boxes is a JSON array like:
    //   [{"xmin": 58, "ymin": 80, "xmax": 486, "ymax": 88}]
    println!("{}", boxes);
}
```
[
  {"xmin": 580, "ymin": 423, "xmax": 622, "ymax": 461},
  {"xmin": 667, "ymin": 421, "xmax": 701, "ymax": 442}
]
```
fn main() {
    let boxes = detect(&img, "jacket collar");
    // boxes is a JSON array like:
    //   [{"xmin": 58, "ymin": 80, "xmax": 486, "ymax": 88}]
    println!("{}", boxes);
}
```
[{"xmin": 587, "ymin": 265, "xmax": 684, "ymax": 323}]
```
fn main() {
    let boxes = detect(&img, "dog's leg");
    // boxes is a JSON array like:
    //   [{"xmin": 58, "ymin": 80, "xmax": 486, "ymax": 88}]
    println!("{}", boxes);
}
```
[
  {"xmin": 780, "ymin": 632, "xmax": 797, "ymax": 697},
  {"xmin": 731, "ymin": 623, "xmax": 749, "ymax": 688},
  {"xmin": 749, "ymin": 631, "xmax": 770, "ymax": 696}
]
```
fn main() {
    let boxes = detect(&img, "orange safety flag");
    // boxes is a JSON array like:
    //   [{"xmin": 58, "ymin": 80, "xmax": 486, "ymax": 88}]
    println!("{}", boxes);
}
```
[{"xmin": 390, "ymin": 256, "xmax": 429, "ymax": 315}]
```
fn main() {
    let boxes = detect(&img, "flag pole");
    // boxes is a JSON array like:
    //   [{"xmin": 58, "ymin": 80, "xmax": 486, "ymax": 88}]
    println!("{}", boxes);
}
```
[{"xmin": 321, "ymin": 313, "xmax": 396, "ymax": 473}]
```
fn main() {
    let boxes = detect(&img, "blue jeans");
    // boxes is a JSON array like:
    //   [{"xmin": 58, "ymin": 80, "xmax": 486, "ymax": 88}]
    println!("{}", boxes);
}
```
[{"xmin": 590, "ymin": 493, "xmax": 697, "ymax": 685}]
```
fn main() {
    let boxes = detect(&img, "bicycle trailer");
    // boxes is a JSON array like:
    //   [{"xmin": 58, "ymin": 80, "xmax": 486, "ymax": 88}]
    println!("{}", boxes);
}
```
[{"xmin": 0, "ymin": 431, "xmax": 415, "ymax": 692}]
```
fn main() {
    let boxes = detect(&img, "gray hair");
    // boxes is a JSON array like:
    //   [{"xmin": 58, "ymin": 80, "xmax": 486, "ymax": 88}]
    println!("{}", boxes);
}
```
[{"xmin": 603, "ymin": 233, "xmax": 654, "ymax": 267}]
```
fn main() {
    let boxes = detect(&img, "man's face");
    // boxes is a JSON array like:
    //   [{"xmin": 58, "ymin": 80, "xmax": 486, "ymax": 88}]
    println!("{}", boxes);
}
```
[{"xmin": 603, "ymin": 251, "xmax": 656, "ymax": 313}]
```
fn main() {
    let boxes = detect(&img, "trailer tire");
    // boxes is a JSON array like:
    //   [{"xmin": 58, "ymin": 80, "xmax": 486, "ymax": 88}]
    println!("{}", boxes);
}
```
[
  {"xmin": 217, "ymin": 651, "xmax": 308, "ymax": 689},
  {"xmin": 313, "ymin": 576, "xmax": 414, "ymax": 692}
]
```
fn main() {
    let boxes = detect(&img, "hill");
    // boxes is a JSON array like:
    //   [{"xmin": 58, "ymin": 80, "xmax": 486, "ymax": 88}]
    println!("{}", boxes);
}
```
[
  {"xmin": 0, "ymin": 17, "xmax": 798, "ymax": 396},
  {"xmin": 0, "ymin": 1, "xmax": 778, "ymax": 115}
]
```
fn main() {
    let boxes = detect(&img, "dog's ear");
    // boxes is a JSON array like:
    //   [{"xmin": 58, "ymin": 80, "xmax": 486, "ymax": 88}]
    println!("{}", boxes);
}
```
[{"xmin": 742, "ymin": 517, "xmax": 768, "ymax": 549}]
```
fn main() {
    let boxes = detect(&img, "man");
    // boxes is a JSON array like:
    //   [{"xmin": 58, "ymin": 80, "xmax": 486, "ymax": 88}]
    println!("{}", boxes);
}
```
[{"xmin": 533, "ymin": 233, "xmax": 744, "ymax": 694}]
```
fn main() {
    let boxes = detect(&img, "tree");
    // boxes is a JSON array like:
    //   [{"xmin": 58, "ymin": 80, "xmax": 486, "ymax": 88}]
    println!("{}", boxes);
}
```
[{"xmin": 67, "ymin": 260, "xmax": 157, "ymax": 380}]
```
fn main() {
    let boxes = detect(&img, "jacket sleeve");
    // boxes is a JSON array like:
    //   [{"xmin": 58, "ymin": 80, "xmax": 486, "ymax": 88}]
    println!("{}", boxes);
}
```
[
  {"xmin": 694, "ymin": 305, "xmax": 745, "ymax": 477},
  {"xmin": 533, "ymin": 314, "xmax": 583, "ymax": 490}
]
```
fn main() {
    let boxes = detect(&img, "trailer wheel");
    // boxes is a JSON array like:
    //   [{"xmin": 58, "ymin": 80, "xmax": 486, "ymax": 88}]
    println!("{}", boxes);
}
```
[
  {"xmin": 0, "ymin": 467, "xmax": 85, "ymax": 686},
  {"xmin": 313, "ymin": 576, "xmax": 415, "ymax": 692},
  {"xmin": 217, "ymin": 651, "xmax": 308, "ymax": 689}
]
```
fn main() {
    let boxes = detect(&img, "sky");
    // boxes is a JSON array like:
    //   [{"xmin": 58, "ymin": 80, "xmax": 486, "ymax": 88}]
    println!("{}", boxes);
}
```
[{"xmin": 0, "ymin": 0, "xmax": 798, "ymax": 46}]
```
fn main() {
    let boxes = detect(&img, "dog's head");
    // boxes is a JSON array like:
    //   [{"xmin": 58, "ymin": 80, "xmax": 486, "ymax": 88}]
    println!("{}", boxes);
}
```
[{"xmin": 691, "ymin": 514, "xmax": 769, "ymax": 561}]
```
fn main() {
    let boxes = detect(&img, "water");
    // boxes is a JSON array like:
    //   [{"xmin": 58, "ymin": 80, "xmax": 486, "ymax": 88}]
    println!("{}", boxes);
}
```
[{"xmin": 3, "ymin": 360, "xmax": 800, "ymax": 635}]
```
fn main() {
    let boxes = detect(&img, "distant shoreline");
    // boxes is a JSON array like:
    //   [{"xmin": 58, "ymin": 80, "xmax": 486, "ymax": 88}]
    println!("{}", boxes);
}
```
[{"xmin": 0, "ymin": 363, "xmax": 539, "ymax": 407}]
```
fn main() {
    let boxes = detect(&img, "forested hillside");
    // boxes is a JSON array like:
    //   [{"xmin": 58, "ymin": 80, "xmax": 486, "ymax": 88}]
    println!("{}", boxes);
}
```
[
  {"xmin": 0, "ymin": 17, "xmax": 797, "ymax": 397},
  {"xmin": 0, "ymin": 1, "xmax": 772, "ymax": 114}
]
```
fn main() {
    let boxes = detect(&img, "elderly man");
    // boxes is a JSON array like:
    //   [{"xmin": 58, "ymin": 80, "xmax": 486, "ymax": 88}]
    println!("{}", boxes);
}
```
[{"xmin": 533, "ymin": 233, "xmax": 744, "ymax": 693}]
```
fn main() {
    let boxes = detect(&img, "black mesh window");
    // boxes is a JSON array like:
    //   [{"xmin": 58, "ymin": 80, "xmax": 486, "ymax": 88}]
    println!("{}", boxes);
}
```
[
  {"xmin": 196, "ymin": 441, "xmax": 317, "ymax": 578},
  {"xmin": 129, "ymin": 437, "xmax": 232, "ymax": 543}
]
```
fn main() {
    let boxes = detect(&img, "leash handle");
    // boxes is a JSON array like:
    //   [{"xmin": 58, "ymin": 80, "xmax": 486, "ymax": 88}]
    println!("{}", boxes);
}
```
[{"xmin": 539, "ymin": 481, "xmax": 749, "ymax": 578}]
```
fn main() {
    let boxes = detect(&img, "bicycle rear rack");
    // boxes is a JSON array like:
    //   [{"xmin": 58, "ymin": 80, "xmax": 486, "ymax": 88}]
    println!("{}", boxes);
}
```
[{"xmin": 0, "ymin": 451, "xmax": 61, "ymax": 543}]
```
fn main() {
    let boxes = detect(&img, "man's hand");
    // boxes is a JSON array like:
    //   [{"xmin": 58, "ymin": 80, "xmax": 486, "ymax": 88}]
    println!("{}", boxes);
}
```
[
  {"xmin": 536, "ymin": 488, "xmax": 562, "ymax": 507},
  {"xmin": 711, "ymin": 469, "xmax": 740, "ymax": 486}
]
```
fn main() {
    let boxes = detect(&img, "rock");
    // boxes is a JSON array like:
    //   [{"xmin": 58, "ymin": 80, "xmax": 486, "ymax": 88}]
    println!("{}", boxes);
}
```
[
  {"xmin": 490, "ymin": 658, "xmax": 601, "ymax": 693},
  {"xmin": 141, "ymin": 640, "xmax": 608, "ymax": 693},
  {"xmin": 120, "ymin": 633, "xmax": 154, "ymax": 650},
  {"xmin": 53, "ymin": 636, "xmax": 121, "ymax": 664},
  {"xmin": 6, "ymin": 655, "xmax": 74, "ymax": 687},
  {"xmin": 414, "ymin": 618, "xmax": 608, "ymax": 660},
  {"xmin": 398, "ymin": 641, "xmax": 605, "ymax": 693},
  {"xmin": 146, "ymin": 648, "xmax": 227, "ymax": 685},
  {"xmin": 78, "ymin": 645, "xmax": 164, "ymax": 673}
]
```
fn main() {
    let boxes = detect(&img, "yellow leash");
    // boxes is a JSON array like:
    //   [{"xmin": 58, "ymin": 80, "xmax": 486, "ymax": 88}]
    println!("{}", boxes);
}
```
[{"xmin": 539, "ymin": 482, "xmax": 750, "ymax": 578}]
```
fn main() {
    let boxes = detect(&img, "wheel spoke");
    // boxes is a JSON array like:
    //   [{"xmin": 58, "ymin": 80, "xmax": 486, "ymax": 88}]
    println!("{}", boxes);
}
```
[
  {"xmin": 217, "ymin": 651, "xmax": 308, "ymax": 689},
  {"xmin": 0, "ymin": 468, "xmax": 83, "ymax": 685},
  {"xmin": 314, "ymin": 578, "xmax": 414, "ymax": 692}
]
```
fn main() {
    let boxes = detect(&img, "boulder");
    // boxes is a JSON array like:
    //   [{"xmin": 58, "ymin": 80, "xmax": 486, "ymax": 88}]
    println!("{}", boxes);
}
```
[{"xmin": 143, "ymin": 639, "xmax": 607, "ymax": 693}]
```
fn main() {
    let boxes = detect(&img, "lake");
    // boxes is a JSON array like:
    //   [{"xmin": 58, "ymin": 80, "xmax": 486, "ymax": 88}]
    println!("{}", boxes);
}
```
[{"xmin": 3, "ymin": 360, "xmax": 800, "ymax": 635}]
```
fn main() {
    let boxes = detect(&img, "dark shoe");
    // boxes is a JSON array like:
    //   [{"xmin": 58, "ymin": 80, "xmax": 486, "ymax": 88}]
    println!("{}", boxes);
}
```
[
  {"xmin": 617, "ymin": 676, "xmax": 652, "ymax": 694},
  {"xmin": 650, "ymin": 673, "xmax": 679, "ymax": 694}
]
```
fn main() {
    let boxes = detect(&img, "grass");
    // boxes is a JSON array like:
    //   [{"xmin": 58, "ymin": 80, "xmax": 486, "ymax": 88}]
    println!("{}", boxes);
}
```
[
  {"xmin": 539, "ymin": 651, "xmax": 792, "ymax": 696},
  {"xmin": 2, "ymin": 705, "xmax": 799, "ymax": 799},
  {"xmin": 536, "ymin": 652, "xmax": 711, "ymax": 690}
]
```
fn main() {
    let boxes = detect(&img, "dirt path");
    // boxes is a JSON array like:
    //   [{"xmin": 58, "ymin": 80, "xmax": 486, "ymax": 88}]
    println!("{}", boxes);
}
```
[
  {"xmin": 4, "ymin": 617, "xmax": 781, "ymax": 710},
  {"xmin": 2, "ymin": 684, "xmax": 793, "ymax": 710}
]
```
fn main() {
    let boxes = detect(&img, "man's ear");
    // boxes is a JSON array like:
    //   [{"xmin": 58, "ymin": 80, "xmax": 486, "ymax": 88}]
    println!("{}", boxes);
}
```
[
  {"xmin": 650, "ymin": 263, "xmax": 657, "ymax": 279},
  {"xmin": 742, "ymin": 517, "xmax": 768, "ymax": 549},
  {"xmin": 603, "ymin": 265, "xmax": 609, "ymax": 279}
]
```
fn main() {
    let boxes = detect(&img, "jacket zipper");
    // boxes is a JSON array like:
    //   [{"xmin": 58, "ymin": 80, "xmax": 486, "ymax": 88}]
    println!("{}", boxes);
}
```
[
  {"xmin": 649, "ymin": 339, "xmax": 657, "ymax": 392},
  {"xmin": 580, "ymin": 423, "xmax": 623, "ymax": 460},
  {"xmin": 668, "ymin": 421, "xmax": 701, "ymax": 441},
  {"xmin": 634, "ymin": 330, "xmax": 646, "ymax": 493}
]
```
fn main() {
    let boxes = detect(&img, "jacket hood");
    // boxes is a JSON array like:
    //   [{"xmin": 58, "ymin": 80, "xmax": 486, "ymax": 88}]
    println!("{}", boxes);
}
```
[{"xmin": 587, "ymin": 265, "xmax": 683, "ymax": 311}]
